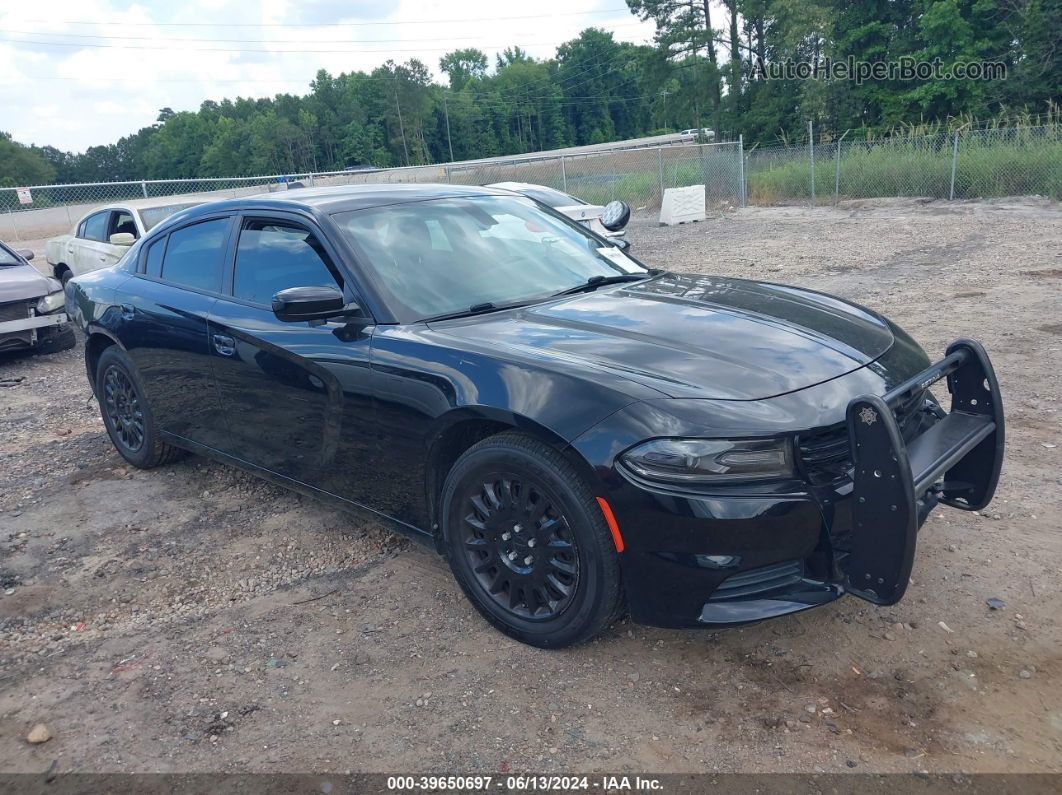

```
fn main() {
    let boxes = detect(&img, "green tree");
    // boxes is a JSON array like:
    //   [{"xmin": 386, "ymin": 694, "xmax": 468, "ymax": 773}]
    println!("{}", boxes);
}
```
[{"xmin": 0, "ymin": 132, "xmax": 56, "ymax": 186}]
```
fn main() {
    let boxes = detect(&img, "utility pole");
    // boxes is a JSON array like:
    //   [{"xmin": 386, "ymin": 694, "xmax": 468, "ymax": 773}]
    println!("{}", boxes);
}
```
[
  {"xmin": 442, "ymin": 93, "xmax": 455, "ymax": 163},
  {"xmin": 394, "ymin": 85, "xmax": 410, "ymax": 167}
]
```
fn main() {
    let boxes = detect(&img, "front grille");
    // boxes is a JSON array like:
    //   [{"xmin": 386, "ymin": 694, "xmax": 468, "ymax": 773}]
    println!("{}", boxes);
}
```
[
  {"xmin": 0, "ymin": 300, "xmax": 32, "ymax": 323},
  {"xmin": 707, "ymin": 560, "xmax": 805, "ymax": 601},
  {"xmin": 798, "ymin": 388, "xmax": 932, "ymax": 485}
]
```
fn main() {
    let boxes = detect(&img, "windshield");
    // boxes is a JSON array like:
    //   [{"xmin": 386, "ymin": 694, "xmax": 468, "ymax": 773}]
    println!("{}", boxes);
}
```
[
  {"xmin": 332, "ymin": 195, "xmax": 646, "ymax": 322},
  {"xmin": 0, "ymin": 245, "xmax": 21, "ymax": 266},
  {"xmin": 140, "ymin": 202, "xmax": 203, "ymax": 231}
]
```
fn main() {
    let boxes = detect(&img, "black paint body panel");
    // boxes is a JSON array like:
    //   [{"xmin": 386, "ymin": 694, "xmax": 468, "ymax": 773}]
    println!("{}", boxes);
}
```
[{"xmin": 66, "ymin": 186, "xmax": 992, "ymax": 630}]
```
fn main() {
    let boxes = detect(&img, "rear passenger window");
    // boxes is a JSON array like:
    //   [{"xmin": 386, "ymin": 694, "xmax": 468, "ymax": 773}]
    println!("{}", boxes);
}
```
[
  {"xmin": 160, "ymin": 218, "xmax": 229, "ymax": 293},
  {"xmin": 144, "ymin": 237, "xmax": 166, "ymax": 277},
  {"xmin": 232, "ymin": 220, "xmax": 342, "ymax": 305},
  {"xmin": 82, "ymin": 212, "xmax": 109, "ymax": 242}
]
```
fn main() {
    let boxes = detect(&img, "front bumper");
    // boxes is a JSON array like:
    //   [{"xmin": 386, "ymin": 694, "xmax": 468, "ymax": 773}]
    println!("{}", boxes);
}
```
[
  {"xmin": 0, "ymin": 309, "xmax": 70, "ymax": 352},
  {"xmin": 603, "ymin": 338, "xmax": 1004, "ymax": 629}
]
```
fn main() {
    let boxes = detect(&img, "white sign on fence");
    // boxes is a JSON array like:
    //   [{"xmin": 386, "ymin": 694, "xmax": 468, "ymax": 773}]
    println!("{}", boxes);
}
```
[
  {"xmin": 659, "ymin": 185, "xmax": 705, "ymax": 226},
  {"xmin": 16, "ymin": 187, "xmax": 32, "ymax": 205}
]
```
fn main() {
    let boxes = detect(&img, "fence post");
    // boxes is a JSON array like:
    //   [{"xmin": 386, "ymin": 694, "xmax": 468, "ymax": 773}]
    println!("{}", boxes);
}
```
[
  {"xmin": 6, "ymin": 210, "xmax": 20, "ymax": 242},
  {"xmin": 808, "ymin": 120, "xmax": 815, "ymax": 204},
  {"xmin": 141, "ymin": 180, "xmax": 148, "ymax": 198},
  {"xmin": 949, "ymin": 131, "xmax": 959, "ymax": 200},
  {"xmin": 657, "ymin": 147, "xmax": 665, "ymax": 202},
  {"xmin": 834, "ymin": 129, "xmax": 849, "ymax": 206},
  {"xmin": 308, "ymin": 173, "xmax": 316, "ymax": 187},
  {"xmin": 737, "ymin": 135, "xmax": 745, "ymax": 208},
  {"xmin": 560, "ymin": 155, "xmax": 567, "ymax": 192}
]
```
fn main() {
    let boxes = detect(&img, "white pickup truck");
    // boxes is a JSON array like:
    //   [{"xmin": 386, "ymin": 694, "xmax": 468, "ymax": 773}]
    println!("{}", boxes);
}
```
[{"xmin": 45, "ymin": 200, "xmax": 200, "ymax": 285}]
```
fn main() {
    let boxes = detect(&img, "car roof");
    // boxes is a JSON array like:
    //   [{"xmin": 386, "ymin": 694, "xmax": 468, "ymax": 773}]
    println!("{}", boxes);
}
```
[{"xmin": 174, "ymin": 183, "xmax": 514, "ymax": 220}]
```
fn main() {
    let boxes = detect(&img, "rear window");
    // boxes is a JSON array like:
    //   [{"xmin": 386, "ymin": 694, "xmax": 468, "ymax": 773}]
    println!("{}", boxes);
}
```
[
  {"xmin": 140, "ymin": 203, "xmax": 203, "ymax": 231},
  {"xmin": 518, "ymin": 186, "xmax": 586, "ymax": 209},
  {"xmin": 160, "ymin": 218, "xmax": 229, "ymax": 293}
]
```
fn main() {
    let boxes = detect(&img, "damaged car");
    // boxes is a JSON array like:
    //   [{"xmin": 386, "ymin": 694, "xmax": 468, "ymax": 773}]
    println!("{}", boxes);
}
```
[
  {"xmin": 67, "ymin": 184, "xmax": 1004, "ymax": 648},
  {"xmin": 0, "ymin": 241, "xmax": 74, "ymax": 357}
]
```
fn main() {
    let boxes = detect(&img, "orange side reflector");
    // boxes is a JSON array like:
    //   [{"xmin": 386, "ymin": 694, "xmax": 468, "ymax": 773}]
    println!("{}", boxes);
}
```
[{"xmin": 596, "ymin": 497, "xmax": 624, "ymax": 553}]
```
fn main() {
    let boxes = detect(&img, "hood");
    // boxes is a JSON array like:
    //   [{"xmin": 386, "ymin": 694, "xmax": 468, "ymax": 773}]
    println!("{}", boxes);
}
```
[
  {"xmin": 0, "ymin": 263, "xmax": 54, "ymax": 303},
  {"xmin": 434, "ymin": 273, "xmax": 895, "ymax": 401}
]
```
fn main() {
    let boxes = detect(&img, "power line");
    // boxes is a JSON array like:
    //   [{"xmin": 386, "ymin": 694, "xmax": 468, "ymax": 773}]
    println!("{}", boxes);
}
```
[
  {"xmin": 8, "ymin": 7, "xmax": 637, "ymax": 28},
  {"xmin": 3, "ymin": 23, "xmax": 646, "ymax": 46},
  {"xmin": 0, "ymin": 34, "xmax": 651, "ymax": 55}
]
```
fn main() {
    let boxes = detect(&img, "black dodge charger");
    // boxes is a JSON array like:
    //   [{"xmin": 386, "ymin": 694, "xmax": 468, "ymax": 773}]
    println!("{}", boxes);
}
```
[{"xmin": 67, "ymin": 184, "xmax": 1004, "ymax": 648}]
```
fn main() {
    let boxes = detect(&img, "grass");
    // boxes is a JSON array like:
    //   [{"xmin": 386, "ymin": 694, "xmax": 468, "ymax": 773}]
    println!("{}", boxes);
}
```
[{"xmin": 747, "ymin": 124, "xmax": 1062, "ymax": 203}]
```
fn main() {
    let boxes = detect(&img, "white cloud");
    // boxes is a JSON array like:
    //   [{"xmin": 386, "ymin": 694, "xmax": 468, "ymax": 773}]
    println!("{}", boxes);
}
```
[{"xmin": 0, "ymin": 0, "xmax": 658, "ymax": 153}]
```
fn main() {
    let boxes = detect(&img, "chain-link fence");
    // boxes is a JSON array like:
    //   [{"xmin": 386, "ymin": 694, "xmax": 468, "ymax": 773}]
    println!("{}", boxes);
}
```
[
  {"xmin": 446, "ymin": 142, "xmax": 744, "ymax": 210},
  {"xmin": 744, "ymin": 122, "xmax": 1062, "ymax": 206},
  {"xmin": 0, "ymin": 140, "xmax": 746, "ymax": 243}
]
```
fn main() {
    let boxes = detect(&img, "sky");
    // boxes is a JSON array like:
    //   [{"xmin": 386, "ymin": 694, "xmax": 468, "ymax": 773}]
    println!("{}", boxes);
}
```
[{"xmin": 0, "ymin": 0, "xmax": 658, "ymax": 153}]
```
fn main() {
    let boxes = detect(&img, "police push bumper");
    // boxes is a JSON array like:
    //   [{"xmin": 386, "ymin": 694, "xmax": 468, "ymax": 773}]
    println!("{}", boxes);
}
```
[{"xmin": 845, "ymin": 338, "xmax": 1005, "ymax": 605}]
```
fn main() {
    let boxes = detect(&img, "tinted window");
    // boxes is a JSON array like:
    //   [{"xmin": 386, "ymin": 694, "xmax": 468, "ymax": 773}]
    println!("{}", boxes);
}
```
[
  {"xmin": 144, "ymin": 237, "xmax": 166, "ymax": 277},
  {"xmin": 82, "ymin": 212, "xmax": 109, "ymax": 242},
  {"xmin": 160, "ymin": 218, "xmax": 229, "ymax": 293},
  {"xmin": 232, "ymin": 221, "xmax": 341, "ymax": 305}
]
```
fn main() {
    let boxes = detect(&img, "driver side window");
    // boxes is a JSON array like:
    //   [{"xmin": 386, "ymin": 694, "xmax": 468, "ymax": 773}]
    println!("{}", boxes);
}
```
[{"xmin": 232, "ymin": 220, "xmax": 343, "ymax": 306}]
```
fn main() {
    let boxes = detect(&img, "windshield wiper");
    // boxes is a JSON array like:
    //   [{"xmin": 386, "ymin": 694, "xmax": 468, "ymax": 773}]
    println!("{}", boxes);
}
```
[
  {"xmin": 421, "ymin": 299, "xmax": 536, "ymax": 324},
  {"xmin": 551, "ymin": 272, "xmax": 650, "ymax": 298}
]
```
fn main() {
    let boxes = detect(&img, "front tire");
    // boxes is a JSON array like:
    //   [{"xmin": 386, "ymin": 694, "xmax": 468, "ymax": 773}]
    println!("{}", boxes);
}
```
[
  {"xmin": 441, "ymin": 432, "xmax": 623, "ymax": 648},
  {"xmin": 95, "ymin": 346, "xmax": 186, "ymax": 468}
]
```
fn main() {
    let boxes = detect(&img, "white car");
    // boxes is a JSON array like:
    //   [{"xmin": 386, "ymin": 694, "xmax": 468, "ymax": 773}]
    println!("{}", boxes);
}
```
[
  {"xmin": 45, "ymin": 200, "xmax": 201, "ymax": 285},
  {"xmin": 680, "ymin": 128, "xmax": 716, "ymax": 140},
  {"xmin": 485, "ymin": 182, "xmax": 630, "ymax": 243}
]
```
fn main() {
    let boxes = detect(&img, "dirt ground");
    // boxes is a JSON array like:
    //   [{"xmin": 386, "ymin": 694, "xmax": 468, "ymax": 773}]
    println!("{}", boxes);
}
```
[{"xmin": 1, "ymin": 198, "xmax": 1060, "ymax": 775}]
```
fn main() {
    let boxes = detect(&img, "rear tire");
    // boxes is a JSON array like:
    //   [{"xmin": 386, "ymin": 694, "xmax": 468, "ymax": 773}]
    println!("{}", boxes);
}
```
[
  {"xmin": 95, "ymin": 346, "xmax": 186, "ymax": 468},
  {"xmin": 441, "ymin": 432, "xmax": 623, "ymax": 648}
]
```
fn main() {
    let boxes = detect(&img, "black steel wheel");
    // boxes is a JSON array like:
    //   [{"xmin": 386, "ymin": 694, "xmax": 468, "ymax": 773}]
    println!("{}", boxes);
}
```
[
  {"xmin": 95, "ymin": 346, "xmax": 186, "ymax": 469},
  {"xmin": 460, "ymin": 473, "xmax": 580, "ymax": 621},
  {"xmin": 442, "ymin": 432, "xmax": 623, "ymax": 648},
  {"xmin": 103, "ymin": 364, "xmax": 145, "ymax": 452}
]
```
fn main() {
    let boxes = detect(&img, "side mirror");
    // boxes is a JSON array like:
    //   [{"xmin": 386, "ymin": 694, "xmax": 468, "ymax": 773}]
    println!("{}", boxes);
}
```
[
  {"xmin": 600, "ymin": 200, "xmax": 631, "ymax": 232},
  {"xmin": 109, "ymin": 233, "xmax": 135, "ymax": 246},
  {"xmin": 16, "ymin": 249, "xmax": 34, "ymax": 261},
  {"xmin": 272, "ymin": 285, "xmax": 349, "ymax": 322},
  {"xmin": 610, "ymin": 237, "xmax": 631, "ymax": 251}
]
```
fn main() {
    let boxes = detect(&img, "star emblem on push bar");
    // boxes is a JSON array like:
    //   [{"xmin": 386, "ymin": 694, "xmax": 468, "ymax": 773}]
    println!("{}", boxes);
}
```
[{"xmin": 858, "ymin": 406, "xmax": 878, "ymax": 425}]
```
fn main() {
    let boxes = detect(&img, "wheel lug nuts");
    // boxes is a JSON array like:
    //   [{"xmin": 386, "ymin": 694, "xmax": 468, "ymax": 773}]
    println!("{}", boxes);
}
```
[
  {"xmin": 524, "ymin": 556, "xmax": 533, "ymax": 565},
  {"xmin": 508, "ymin": 551, "xmax": 518, "ymax": 561},
  {"xmin": 513, "ymin": 524, "xmax": 522, "ymax": 533},
  {"xmin": 527, "ymin": 539, "xmax": 536, "ymax": 548},
  {"xmin": 501, "ymin": 532, "xmax": 511, "ymax": 541}
]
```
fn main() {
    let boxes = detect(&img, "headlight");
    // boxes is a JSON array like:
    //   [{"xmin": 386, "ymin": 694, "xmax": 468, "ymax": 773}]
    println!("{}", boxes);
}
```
[
  {"xmin": 620, "ymin": 438, "xmax": 793, "ymax": 483},
  {"xmin": 36, "ymin": 290, "xmax": 66, "ymax": 314}
]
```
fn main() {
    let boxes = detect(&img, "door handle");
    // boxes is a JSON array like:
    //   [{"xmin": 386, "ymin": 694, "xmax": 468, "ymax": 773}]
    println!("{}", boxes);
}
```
[{"xmin": 212, "ymin": 333, "xmax": 236, "ymax": 356}]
